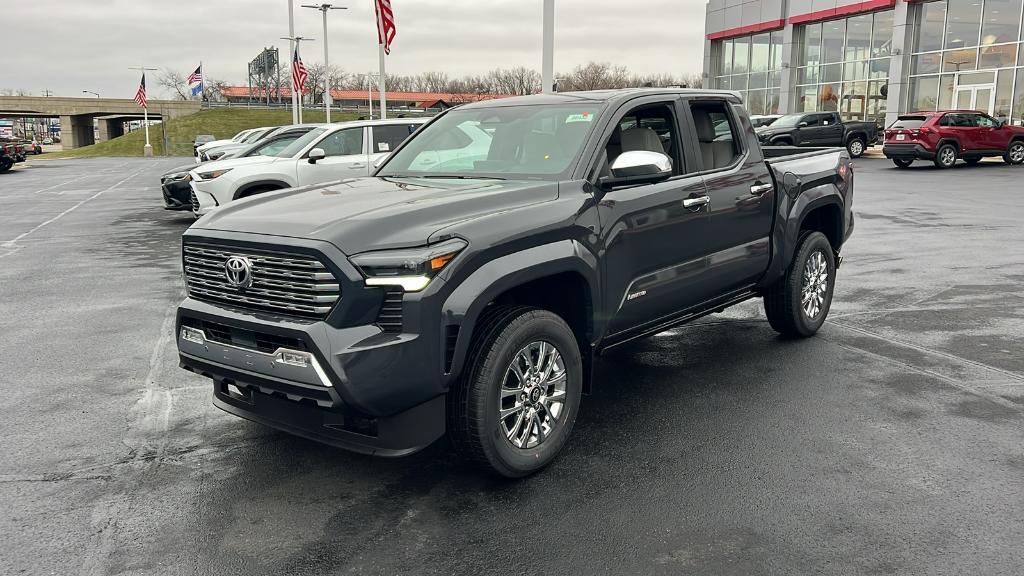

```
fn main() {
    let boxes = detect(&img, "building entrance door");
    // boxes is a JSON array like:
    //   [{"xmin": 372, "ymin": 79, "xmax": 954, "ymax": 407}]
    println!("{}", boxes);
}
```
[{"xmin": 954, "ymin": 85, "xmax": 995, "ymax": 114}]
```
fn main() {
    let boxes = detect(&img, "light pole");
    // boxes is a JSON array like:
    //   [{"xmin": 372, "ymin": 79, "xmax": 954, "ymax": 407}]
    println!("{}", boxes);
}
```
[
  {"xmin": 302, "ymin": 3, "xmax": 347, "ymax": 123},
  {"xmin": 281, "ymin": 36, "xmax": 315, "ymax": 123},
  {"xmin": 542, "ymin": 0, "xmax": 555, "ymax": 94},
  {"xmin": 82, "ymin": 90, "xmax": 100, "ymax": 98}
]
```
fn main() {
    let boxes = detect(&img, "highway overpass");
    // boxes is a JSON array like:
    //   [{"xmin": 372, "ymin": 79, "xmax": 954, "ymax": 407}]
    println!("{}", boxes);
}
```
[{"xmin": 0, "ymin": 96, "xmax": 200, "ymax": 148}]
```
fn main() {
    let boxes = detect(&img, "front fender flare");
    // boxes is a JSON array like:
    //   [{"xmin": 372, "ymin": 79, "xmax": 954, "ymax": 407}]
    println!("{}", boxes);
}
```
[{"xmin": 440, "ymin": 240, "xmax": 599, "ymax": 381}]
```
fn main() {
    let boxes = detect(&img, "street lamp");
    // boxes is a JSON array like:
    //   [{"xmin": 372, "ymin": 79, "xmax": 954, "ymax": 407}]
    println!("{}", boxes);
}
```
[
  {"xmin": 302, "ymin": 3, "xmax": 347, "ymax": 123},
  {"xmin": 82, "ymin": 90, "xmax": 100, "ymax": 98}
]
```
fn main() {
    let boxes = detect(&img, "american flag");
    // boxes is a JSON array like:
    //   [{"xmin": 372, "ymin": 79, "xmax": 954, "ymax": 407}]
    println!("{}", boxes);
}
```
[
  {"xmin": 187, "ymin": 65, "xmax": 202, "ymax": 85},
  {"xmin": 375, "ymin": 0, "xmax": 396, "ymax": 55},
  {"xmin": 134, "ymin": 73, "xmax": 147, "ymax": 109},
  {"xmin": 292, "ymin": 46, "xmax": 308, "ymax": 94}
]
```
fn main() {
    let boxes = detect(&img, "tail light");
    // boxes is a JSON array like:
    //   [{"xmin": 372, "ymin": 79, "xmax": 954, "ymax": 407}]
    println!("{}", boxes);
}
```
[
  {"xmin": 837, "ymin": 161, "xmax": 853, "ymax": 193},
  {"xmin": 919, "ymin": 127, "xmax": 933, "ymax": 134}
]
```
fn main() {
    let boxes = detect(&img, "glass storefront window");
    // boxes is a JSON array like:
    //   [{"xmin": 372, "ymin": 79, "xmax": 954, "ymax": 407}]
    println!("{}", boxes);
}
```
[
  {"xmin": 938, "ymin": 75, "xmax": 955, "ymax": 110},
  {"xmin": 945, "ymin": 0, "xmax": 981, "ymax": 50},
  {"xmin": 798, "ymin": 86, "xmax": 819, "ymax": 113},
  {"xmin": 981, "ymin": 0, "xmax": 1022, "ymax": 46},
  {"xmin": 994, "ymin": 69, "xmax": 1013, "ymax": 122},
  {"xmin": 869, "ymin": 58, "xmax": 890, "ymax": 79},
  {"xmin": 979, "ymin": 44, "xmax": 1018, "ymax": 70},
  {"xmin": 748, "ymin": 72, "xmax": 767, "ymax": 91},
  {"xmin": 872, "ymin": 10, "xmax": 894, "ymax": 57},
  {"xmin": 845, "ymin": 14, "xmax": 872, "ymax": 62},
  {"xmin": 733, "ymin": 36, "xmax": 750, "ymax": 74},
  {"xmin": 840, "ymin": 81, "xmax": 869, "ymax": 120},
  {"xmin": 942, "ymin": 48, "xmax": 977, "ymax": 72},
  {"xmin": 723, "ymin": 40, "xmax": 734, "ymax": 75},
  {"xmin": 912, "ymin": 53, "xmax": 941, "ymax": 75},
  {"xmin": 844, "ymin": 61, "xmax": 867, "ymax": 81},
  {"xmin": 822, "ymin": 19, "xmax": 846, "ymax": 64},
  {"xmin": 822, "ymin": 64, "xmax": 842, "ymax": 84},
  {"xmin": 819, "ymin": 84, "xmax": 840, "ymax": 111},
  {"xmin": 719, "ymin": 76, "xmax": 731, "ymax": 90},
  {"xmin": 803, "ymin": 23, "xmax": 822, "ymax": 66},
  {"xmin": 917, "ymin": 1, "xmax": 947, "ymax": 53},
  {"xmin": 910, "ymin": 76, "xmax": 940, "ymax": 111},
  {"xmin": 746, "ymin": 90, "xmax": 767, "ymax": 115},
  {"xmin": 750, "ymin": 33, "xmax": 771, "ymax": 73},
  {"xmin": 731, "ymin": 74, "xmax": 748, "ymax": 91},
  {"xmin": 766, "ymin": 89, "xmax": 781, "ymax": 114},
  {"xmin": 798, "ymin": 66, "xmax": 819, "ymax": 85},
  {"xmin": 767, "ymin": 71, "xmax": 780, "ymax": 88},
  {"xmin": 867, "ymin": 80, "xmax": 888, "ymax": 121},
  {"xmin": 769, "ymin": 31, "xmax": 783, "ymax": 70}
]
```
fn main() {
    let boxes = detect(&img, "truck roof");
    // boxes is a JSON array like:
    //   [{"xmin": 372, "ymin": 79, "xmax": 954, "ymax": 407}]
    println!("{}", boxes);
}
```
[{"xmin": 459, "ymin": 88, "xmax": 742, "ymax": 110}]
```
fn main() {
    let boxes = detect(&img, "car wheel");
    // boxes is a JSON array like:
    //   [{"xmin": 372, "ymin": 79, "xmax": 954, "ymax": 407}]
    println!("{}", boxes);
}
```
[
  {"xmin": 237, "ymin": 185, "xmax": 281, "ymax": 199},
  {"xmin": 1006, "ymin": 141, "xmax": 1024, "ymax": 165},
  {"xmin": 763, "ymin": 231, "xmax": 835, "ymax": 338},
  {"xmin": 964, "ymin": 157, "xmax": 981, "ymax": 166},
  {"xmin": 893, "ymin": 158, "xmax": 913, "ymax": 169},
  {"xmin": 846, "ymin": 137, "xmax": 866, "ymax": 158},
  {"xmin": 934, "ymin": 143, "xmax": 958, "ymax": 168},
  {"xmin": 0, "ymin": 157, "xmax": 12, "ymax": 172},
  {"xmin": 448, "ymin": 305, "xmax": 582, "ymax": 478}
]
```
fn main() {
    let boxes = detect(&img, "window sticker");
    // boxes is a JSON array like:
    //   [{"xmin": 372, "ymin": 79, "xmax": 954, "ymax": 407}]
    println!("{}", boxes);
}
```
[
  {"xmin": 378, "ymin": 142, "xmax": 390, "ymax": 151},
  {"xmin": 565, "ymin": 112, "xmax": 594, "ymax": 123}
]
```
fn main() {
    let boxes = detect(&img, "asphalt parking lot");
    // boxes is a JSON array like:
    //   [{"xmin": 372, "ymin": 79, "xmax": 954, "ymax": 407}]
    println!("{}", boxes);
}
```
[{"xmin": 1, "ymin": 156, "xmax": 1023, "ymax": 575}]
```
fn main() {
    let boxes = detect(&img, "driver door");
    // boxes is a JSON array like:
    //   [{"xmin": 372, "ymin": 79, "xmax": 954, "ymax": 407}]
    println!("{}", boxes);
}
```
[{"xmin": 295, "ymin": 126, "xmax": 369, "ymax": 186}]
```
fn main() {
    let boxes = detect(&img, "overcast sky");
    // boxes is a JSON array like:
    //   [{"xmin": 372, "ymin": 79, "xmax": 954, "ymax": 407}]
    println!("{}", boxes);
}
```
[{"xmin": 6, "ymin": 0, "xmax": 707, "ymax": 98}]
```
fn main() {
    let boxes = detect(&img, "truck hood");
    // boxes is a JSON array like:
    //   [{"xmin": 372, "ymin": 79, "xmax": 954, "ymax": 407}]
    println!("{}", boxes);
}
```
[
  {"xmin": 190, "ymin": 155, "xmax": 281, "ymax": 175},
  {"xmin": 192, "ymin": 176, "xmax": 559, "ymax": 254}
]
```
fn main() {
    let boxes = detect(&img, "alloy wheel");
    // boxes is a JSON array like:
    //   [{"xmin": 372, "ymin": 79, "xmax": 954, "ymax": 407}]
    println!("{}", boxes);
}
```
[
  {"xmin": 499, "ymin": 341, "xmax": 568, "ymax": 449},
  {"xmin": 1010, "ymin": 143, "xmax": 1024, "ymax": 164},
  {"xmin": 940, "ymin": 147, "xmax": 956, "ymax": 167},
  {"xmin": 849, "ymin": 140, "xmax": 864, "ymax": 157},
  {"xmin": 801, "ymin": 250, "xmax": 829, "ymax": 319}
]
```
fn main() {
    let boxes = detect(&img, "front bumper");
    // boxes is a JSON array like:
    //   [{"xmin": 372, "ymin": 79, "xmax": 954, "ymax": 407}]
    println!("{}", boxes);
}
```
[
  {"xmin": 883, "ymin": 143, "xmax": 934, "ymax": 160},
  {"xmin": 189, "ymin": 181, "xmax": 217, "ymax": 216},
  {"xmin": 175, "ymin": 233, "xmax": 451, "ymax": 456},
  {"xmin": 161, "ymin": 180, "xmax": 192, "ymax": 211}
]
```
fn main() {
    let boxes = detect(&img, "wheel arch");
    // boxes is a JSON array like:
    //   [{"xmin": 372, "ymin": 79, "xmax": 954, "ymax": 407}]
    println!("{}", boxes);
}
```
[
  {"xmin": 441, "ymin": 240, "xmax": 599, "ymax": 393},
  {"xmin": 233, "ymin": 180, "xmax": 290, "ymax": 200}
]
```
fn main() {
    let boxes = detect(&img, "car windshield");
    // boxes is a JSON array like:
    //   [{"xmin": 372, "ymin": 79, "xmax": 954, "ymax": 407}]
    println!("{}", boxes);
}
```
[
  {"xmin": 247, "ymin": 136, "xmax": 301, "ymax": 157},
  {"xmin": 377, "ymin": 104, "xmax": 603, "ymax": 180},
  {"xmin": 241, "ymin": 129, "xmax": 269, "ymax": 144},
  {"xmin": 769, "ymin": 114, "xmax": 803, "ymax": 128},
  {"xmin": 274, "ymin": 127, "xmax": 329, "ymax": 158}
]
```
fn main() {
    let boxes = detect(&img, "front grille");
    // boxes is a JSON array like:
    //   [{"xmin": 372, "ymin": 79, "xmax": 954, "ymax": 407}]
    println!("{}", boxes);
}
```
[
  {"xmin": 190, "ymin": 189, "xmax": 199, "ymax": 213},
  {"xmin": 183, "ymin": 243, "xmax": 341, "ymax": 319},
  {"xmin": 376, "ymin": 288, "xmax": 404, "ymax": 332}
]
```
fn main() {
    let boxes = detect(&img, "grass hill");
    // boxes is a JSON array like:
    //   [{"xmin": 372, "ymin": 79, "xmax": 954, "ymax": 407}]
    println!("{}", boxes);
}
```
[{"xmin": 53, "ymin": 108, "xmax": 359, "ymax": 158}]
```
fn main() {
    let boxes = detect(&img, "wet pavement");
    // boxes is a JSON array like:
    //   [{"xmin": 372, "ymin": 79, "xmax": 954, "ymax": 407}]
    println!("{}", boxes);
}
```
[{"xmin": 1, "ymin": 156, "xmax": 1022, "ymax": 575}]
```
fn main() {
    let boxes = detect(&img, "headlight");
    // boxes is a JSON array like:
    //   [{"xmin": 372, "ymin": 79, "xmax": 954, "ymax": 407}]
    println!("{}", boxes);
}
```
[
  {"xmin": 350, "ymin": 238, "xmax": 467, "ymax": 292},
  {"xmin": 163, "ymin": 171, "xmax": 188, "ymax": 181},
  {"xmin": 197, "ymin": 168, "xmax": 232, "ymax": 180}
]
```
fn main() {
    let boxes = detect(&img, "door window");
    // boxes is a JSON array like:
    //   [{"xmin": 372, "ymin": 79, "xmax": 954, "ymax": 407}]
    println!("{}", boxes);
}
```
[
  {"xmin": 690, "ymin": 101, "xmax": 741, "ymax": 170},
  {"xmin": 599, "ymin": 102, "xmax": 683, "ymax": 177},
  {"xmin": 974, "ymin": 115, "xmax": 997, "ymax": 128},
  {"xmin": 800, "ymin": 115, "xmax": 820, "ymax": 127},
  {"xmin": 372, "ymin": 124, "xmax": 419, "ymax": 154},
  {"xmin": 316, "ymin": 128, "xmax": 364, "ymax": 157}
]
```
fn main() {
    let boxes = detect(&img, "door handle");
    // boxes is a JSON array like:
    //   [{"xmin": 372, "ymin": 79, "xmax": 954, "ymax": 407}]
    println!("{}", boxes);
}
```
[
  {"xmin": 683, "ymin": 195, "xmax": 710, "ymax": 209},
  {"xmin": 350, "ymin": 163, "xmax": 366, "ymax": 168},
  {"xmin": 750, "ymin": 182, "xmax": 773, "ymax": 196}
]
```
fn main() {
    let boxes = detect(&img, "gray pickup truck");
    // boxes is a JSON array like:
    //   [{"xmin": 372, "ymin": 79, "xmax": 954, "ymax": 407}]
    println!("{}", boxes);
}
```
[{"xmin": 176, "ymin": 88, "xmax": 854, "ymax": 477}]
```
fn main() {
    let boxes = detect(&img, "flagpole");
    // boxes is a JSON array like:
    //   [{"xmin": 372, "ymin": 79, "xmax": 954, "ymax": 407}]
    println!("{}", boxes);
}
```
[
  {"xmin": 378, "ymin": 44, "xmax": 386, "ymax": 119},
  {"xmin": 129, "ymin": 65, "xmax": 158, "ymax": 157},
  {"xmin": 288, "ymin": 0, "xmax": 298, "ymax": 124},
  {"xmin": 542, "ymin": 0, "xmax": 555, "ymax": 94}
]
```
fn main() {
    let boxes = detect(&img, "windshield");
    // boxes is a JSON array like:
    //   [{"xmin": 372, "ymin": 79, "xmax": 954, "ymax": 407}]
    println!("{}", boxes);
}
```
[
  {"xmin": 274, "ymin": 127, "xmax": 328, "ymax": 158},
  {"xmin": 241, "ymin": 129, "xmax": 270, "ymax": 144},
  {"xmin": 377, "ymin": 104, "xmax": 603, "ymax": 180},
  {"xmin": 769, "ymin": 114, "xmax": 803, "ymax": 128},
  {"xmin": 246, "ymin": 135, "xmax": 301, "ymax": 157},
  {"xmin": 231, "ymin": 130, "xmax": 251, "ymax": 142}
]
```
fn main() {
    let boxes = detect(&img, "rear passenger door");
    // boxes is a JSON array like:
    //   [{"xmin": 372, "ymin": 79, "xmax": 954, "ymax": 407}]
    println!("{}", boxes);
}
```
[
  {"xmin": 686, "ymin": 99, "xmax": 774, "ymax": 299},
  {"xmin": 819, "ymin": 113, "xmax": 845, "ymax": 146},
  {"xmin": 369, "ymin": 123, "xmax": 420, "ymax": 170}
]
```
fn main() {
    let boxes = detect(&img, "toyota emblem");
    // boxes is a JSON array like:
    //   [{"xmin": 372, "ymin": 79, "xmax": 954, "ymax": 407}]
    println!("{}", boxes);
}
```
[{"xmin": 224, "ymin": 256, "xmax": 253, "ymax": 289}]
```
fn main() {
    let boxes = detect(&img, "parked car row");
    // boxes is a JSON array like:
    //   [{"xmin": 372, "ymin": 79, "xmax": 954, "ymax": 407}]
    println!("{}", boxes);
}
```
[{"xmin": 0, "ymin": 141, "xmax": 26, "ymax": 173}]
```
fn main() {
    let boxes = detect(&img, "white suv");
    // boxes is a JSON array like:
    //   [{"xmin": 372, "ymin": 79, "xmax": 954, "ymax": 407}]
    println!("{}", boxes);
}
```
[{"xmin": 188, "ymin": 118, "xmax": 427, "ymax": 217}]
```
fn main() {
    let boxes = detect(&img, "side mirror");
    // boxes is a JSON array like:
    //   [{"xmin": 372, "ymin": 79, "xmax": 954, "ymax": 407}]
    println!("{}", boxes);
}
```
[
  {"xmin": 599, "ymin": 150, "xmax": 672, "ymax": 189},
  {"xmin": 373, "ymin": 155, "xmax": 388, "ymax": 170},
  {"xmin": 307, "ymin": 148, "xmax": 326, "ymax": 164},
  {"xmin": 798, "ymin": 121, "xmax": 809, "ymax": 128}
]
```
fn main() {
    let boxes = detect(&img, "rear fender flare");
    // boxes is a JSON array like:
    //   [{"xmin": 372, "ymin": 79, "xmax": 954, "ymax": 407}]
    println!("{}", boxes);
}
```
[
  {"xmin": 440, "ymin": 240, "xmax": 599, "ymax": 383},
  {"xmin": 936, "ymin": 137, "xmax": 962, "ymax": 154}
]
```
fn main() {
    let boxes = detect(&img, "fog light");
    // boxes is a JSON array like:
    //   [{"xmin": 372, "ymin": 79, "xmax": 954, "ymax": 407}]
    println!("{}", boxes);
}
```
[
  {"xmin": 180, "ymin": 326, "xmax": 206, "ymax": 344},
  {"xmin": 275, "ymin": 350, "xmax": 310, "ymax": 367}
]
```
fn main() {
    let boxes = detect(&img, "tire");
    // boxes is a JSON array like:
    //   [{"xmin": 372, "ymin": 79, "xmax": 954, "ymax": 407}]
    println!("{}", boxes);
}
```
[
  {"xmin": 0, "ymin": 157, "xmax": 12, "ymax": 173},
  {"xmin": 773, "ymin": 138, "xmax": 793, "ymax": 147},
  {"xmin": 892, "ymin": 158, "xmax": 913, "ymax": 169},
  {"xmin": 964, "ymin": 157, "xmax": 981, "ymax": 166},
  {"xmin": 1006, "ymin": 140, "xmax": 1024, "ymax": 165},
  {"xmin": 846, "ymin": 137, "xmax": 866, "ymax": 158},
  {"xmin": 763, "ymin": 231, "xmax": 836, "ymax": 338},
  {"xmin": 934, "ymin": 143, "xmax": 958, "ymax": 168},
  {"xmin": 448, "ymin": 305, "xmax": 582, "ymax": 478}
]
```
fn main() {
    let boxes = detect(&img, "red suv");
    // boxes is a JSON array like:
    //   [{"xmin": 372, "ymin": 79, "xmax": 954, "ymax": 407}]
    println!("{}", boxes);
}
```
[{"xmin": 883, "ymin": 111, "xmax": 1024, "ymax": 169}]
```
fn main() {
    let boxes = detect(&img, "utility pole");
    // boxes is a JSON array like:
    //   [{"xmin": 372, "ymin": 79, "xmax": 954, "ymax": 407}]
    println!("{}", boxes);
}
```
[
  {"xmin": 281, "ymin": 36, "xmax": 315, "ymax": 123},
  {"xmin": 129, "ymin": 65, "xmax": 158, "ymax": 156},
  {"xmin": 303, "ymin": 3, "xmax": 347, "ymax": 123},
  {"xmin": 43, "ymin": 89, "xmax": 53, "ymax": 97},
  {"xmin": 542, "ymin": 0, "xmax": 555, "ymax": 94},
  {"xmin": 288, "ymin": 0, "xmax": 298, "ymax": 124}
]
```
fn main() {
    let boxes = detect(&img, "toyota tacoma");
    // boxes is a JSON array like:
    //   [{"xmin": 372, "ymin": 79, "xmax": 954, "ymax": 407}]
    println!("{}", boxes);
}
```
[{"xmin": 176, "ymin": 89, "xmax": 855, "ymax": 477}]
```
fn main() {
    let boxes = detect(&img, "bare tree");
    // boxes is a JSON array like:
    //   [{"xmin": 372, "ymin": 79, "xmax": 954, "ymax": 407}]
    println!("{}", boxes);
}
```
[
  {"xmin": 203, "ymin": 78, "xmax": 230, "ymax": 102},
  {"xmin": 557, "ymin": 62, "xmax": 631, "ymax": 92},
  {"xmin": 0, "ymin": 88, "xmax": 33, "ymax": 96},
  {"xmin": 487, "ymin": 66, "xmax": 541, "ymax": 95},
  {"xmin": 157, "ymin": 69, "xmax": 190, "ymax": 100}
]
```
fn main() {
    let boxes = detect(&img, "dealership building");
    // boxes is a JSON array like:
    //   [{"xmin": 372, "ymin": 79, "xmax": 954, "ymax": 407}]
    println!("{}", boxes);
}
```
[{"xmin": 702, "ymin": 0, "xmax": 1024, "ymax": 126}]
